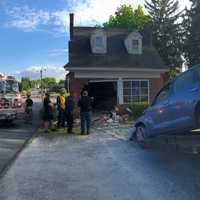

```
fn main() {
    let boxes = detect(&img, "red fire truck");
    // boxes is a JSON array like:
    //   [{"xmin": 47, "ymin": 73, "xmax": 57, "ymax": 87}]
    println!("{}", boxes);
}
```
[{"xmin": 0, "ymin": 74, "xmax": 25, "ymax": 122}]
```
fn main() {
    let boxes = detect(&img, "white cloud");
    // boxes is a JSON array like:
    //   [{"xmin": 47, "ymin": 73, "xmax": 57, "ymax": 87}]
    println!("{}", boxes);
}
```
[
  {"xmin": 72, "ymin": 0, "xmax": 191, "ymax": 26},
  {"xmin": 5, "ymin": 0, "xmax": 191, "ymax": 32},
  {"xmin": 74, "ymin": 0, "xmax": 138, "ymax": 26},
  {"xmin": 14, "ymin": 65, "xmax": 66, "ymax": 81},
  {"xmin": 51, "ymin": 10, "xmax": 69, "ymax": 33},
  {"xmin": 6, "ymin": 6, "xmax": 50, "ymax": 31},
  {"xmin": 60, "ymin": 0, "xmax": 191, "ymax": 28},
  {"xmin": 48, "ymin": 48, "xmax": 68, "ymax": 57}
]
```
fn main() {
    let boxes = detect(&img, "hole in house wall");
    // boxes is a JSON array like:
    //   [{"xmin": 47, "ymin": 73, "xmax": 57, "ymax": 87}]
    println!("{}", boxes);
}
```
[{"xmin": 88, "ymin": 82, "xmax": 117, "ymax": 111}]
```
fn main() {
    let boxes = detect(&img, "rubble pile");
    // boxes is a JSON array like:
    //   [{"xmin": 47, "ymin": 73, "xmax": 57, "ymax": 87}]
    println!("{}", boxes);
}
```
[{"xmin": 91, "ymin": 105, "xmax": 132, "ymax": 130}]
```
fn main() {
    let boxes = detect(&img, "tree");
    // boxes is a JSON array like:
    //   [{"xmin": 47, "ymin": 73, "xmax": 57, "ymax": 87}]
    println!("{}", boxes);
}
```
[
  {"xmin": 58, "ymin": 80, "xmax": 65, "ymax": 86},
  {"xmin": 183, "ymin": 0, "xmax": 200, "ymax": 66},
  {"xmin": 104, "ymin": 5, "xmax": 152, "ymax": 30},
  {"xmin": 42, "ymin": 77, "xmax": 56, "ymax": 90},
  {"xmin": 145, "ymin": 0, "xmax": 183, "ymax": 68},
  {"xmin": 21, "ymin": 77, "xmax": 31, "ymax": 91}
]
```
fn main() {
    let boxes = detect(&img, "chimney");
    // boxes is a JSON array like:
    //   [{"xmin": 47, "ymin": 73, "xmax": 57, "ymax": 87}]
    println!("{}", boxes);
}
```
[
  {"xmin": 70, "ymin": 13, "xmax": 74, "ymax": 41},
  {"xmin": 143, "ymin": 24, "xmax": 153, "ymax": 47}
]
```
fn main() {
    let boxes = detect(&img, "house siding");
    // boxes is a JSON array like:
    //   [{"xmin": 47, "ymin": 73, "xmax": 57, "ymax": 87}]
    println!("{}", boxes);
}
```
[{"xmin": 69, "ymin": 78, "xmax": 88, "ymax": 101}]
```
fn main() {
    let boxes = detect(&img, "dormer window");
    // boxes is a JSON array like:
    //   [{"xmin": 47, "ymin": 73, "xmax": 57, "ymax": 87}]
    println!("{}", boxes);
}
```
[
  {"xmin": 132, "ymin": 40, "xmax": 139, "ymax": 51},
  {"xmin": 125, "ymin": 31, "xmax": 143, "ymax": 55},
  {"xmin": 91, "ymin": 29, "xmax": 107, "ymax": 54},
  {"xmin": 96, "ymin": 36, "xmax": 103, "ymax": 47}
]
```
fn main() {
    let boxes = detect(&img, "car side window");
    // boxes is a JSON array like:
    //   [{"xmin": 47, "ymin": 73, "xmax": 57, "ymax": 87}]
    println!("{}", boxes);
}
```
[
  {"xmin": 154, "ymin": 84, "xmax": 170, "ymax": 105},
  {"xmin": 174, "ymin": 70, "xmax": 195, "ymax": 93}
]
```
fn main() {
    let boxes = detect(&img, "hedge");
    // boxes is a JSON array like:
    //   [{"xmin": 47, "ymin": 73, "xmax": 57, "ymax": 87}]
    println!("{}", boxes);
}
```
[{"xmin": 128, "ymin": 102, "xmax": 149, "ymax": 119}]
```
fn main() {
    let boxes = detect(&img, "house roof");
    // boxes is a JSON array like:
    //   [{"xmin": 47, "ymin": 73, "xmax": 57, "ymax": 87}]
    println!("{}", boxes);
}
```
[{"xmin": 65, "ymin": 27, "xmax": 167, "ymax": 70}]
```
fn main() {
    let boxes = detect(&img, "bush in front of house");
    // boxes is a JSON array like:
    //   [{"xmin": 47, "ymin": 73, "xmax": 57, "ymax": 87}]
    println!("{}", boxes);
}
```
[{"xmin": 128, "ymin": 102, "xmax": 149, "ymax": 119}]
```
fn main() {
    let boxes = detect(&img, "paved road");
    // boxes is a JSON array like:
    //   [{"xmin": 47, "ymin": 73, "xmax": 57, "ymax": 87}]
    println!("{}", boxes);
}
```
[
  {"xmin": 0, "ymin": 130, "xmax": 200, "ymax": 200},
  {"xmin": 0, "ymin": 100, "xmax": 41, "ymax": 175}
]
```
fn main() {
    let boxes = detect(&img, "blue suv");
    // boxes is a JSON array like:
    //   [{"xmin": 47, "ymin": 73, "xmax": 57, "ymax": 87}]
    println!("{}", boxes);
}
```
[{"xmin": 132, "ymin": 64, "xmax": 200, "ymax": 142}]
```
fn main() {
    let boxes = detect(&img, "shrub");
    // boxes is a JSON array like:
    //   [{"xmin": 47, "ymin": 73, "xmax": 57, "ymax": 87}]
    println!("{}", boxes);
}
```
[{"xmin": 128, "ymin": 102, "xmax": 149, "ymax": 119}]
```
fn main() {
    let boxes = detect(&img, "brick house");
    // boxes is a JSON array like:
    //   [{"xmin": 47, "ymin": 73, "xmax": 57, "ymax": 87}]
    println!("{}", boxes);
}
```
[{"xmin": 64, "ymin": 14, "xmax": 168, "ymax": 110}]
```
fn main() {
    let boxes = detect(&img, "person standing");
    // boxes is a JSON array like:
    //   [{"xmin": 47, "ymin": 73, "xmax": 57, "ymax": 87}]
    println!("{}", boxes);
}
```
[
  {"xmin": 78, "ymin": 90, "xmax": 92, "ymax": 135},
  {"xmin": 56, "ymin": 89, "xmax": 66, "ymax": 128},
  {"xmin": 65, "ymin": 92, "xmax": 75, "ymax": 134},
  {"xmin": 43, "ymin": 93, "xmax": 53, "ymax": 132},
  {"xmin": 25, "ymin": 93, "xmax": 33, "ymax": 124}
]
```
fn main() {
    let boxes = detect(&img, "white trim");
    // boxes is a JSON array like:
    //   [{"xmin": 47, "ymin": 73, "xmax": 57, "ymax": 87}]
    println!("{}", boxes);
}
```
[
  {"xmin": 117, "ymin": 78, "xmax": 123, "ymax": 104},
  {"xmin": 74, "ymin": 71, "xmax": 161, "ymax": 79},
  {"xmin": 125, "ymin": 31, "xmax": 143, "ymax": 55},
  {"xmin": 88, "ymin": 79, "xmax": 117, "ymax": 83},
  {"xmin": 66, "ymin": 67, "xmax": 168, "ymax": 73}
]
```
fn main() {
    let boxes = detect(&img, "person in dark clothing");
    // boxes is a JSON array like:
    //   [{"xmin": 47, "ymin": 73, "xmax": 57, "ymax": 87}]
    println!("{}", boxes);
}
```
[
  {"xmin": 56, "ymin": 89, "xmax": 66, "ymax": 128},
  {"xmin": 65, "ymin": 93, "xmax": 75, "ymax": 134},
  {"xmin": 43, "ymin": 93, "xmax": 53, "ymax": 132},
  {"xmin": 78, "ymin": 90, "xmax": 91, "ymax": 135},
  {"xmin": 25, "ymin": 93, "xmax": 33, "ymax": 124}
]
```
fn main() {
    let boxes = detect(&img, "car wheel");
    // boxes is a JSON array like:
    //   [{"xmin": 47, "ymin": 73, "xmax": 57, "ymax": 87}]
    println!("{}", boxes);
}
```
[{"xmin": 136, "ymin": 125, "xmax": 146, "ymax": 143}]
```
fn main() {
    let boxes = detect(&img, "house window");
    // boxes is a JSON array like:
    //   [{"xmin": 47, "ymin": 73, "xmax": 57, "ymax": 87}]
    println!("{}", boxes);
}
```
[
  {"xmin": 96, "ymin": 36, "xmax": 103, "ymax": 47},
  {"xmin": 132, "ymin": 39, "xmax": 139, "ymax": 51},
  {"xmin": 123, "ymin": 80, "xmax": 149, "ymax": 103}
]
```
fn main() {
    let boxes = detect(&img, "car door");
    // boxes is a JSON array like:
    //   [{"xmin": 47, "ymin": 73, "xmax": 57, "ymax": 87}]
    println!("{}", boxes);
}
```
[
  {"xmin": 148, "ymin": 83, "xmax": 173, "ymax": 135},
  {"xmin": 170, "ymin": 69, "xmax": 200, "ymax": 130}
]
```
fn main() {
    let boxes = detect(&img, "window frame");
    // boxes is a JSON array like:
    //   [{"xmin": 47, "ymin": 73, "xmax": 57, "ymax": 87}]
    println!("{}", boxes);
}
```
[
  {"xmin": 132, "ymin": 39, "xmax": 139, "ymax": 52},
  {"xmin": 95, "ymin": 36, "xmax": 103, "ymax": 47},
  {"xmin": 123, "ymin": 80, "xmax": 149, "ymax": 104}
]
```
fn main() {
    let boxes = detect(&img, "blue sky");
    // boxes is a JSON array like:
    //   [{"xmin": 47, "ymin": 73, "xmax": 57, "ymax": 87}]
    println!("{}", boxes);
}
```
[{"xmin": 0, "ymin": 0, "xmax": 190, "ymax": 79}]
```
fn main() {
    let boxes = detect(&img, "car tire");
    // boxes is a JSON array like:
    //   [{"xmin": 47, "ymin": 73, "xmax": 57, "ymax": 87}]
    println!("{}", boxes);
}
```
[
  {"xmin": 195, "ymin": 106, "xmax": 200, "ymax": 128},
  {"xmin": 136, "ymin": 125, "xmax": 146, "ymax": 143}
]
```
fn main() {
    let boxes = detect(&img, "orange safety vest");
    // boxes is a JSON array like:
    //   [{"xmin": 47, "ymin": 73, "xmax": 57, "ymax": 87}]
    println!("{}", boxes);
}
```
[{"xmin": 59, "ymin": 95, "xmax": 65, "ymax": 109}]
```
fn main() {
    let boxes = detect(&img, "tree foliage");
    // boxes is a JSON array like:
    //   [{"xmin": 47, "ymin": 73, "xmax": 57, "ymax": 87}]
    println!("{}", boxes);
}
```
[
  {"xmin": 183, "ymin": 0, "xmax": 200, "ymax": 66},
  {"xmin": 42, "ymin": 77, "xmax": 56, "ymax": 89},
  {"xmin": 104, "ymin": 5, "xmax": 152, "ymax": 30},
  {"xmin": 21, "ymin": 77, "xmax": 31, "ymax": 91},
  {"xmin": 20, "ymin": 77, "xmax": 58, "ymax": 92},
  {"xmin": 145, "ymin": 0, "xmax": 183, "ymax": 68}
]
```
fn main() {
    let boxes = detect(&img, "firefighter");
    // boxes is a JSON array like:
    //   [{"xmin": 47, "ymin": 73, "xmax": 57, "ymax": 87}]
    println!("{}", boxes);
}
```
[
  {"xmin": 65, "ymin": 92, "xmax": 75, "ymax": 134},
  {"xmin": 78, "ymin": 90, "xmax": 92, "ymax": 135},
  {"xmin": 56, "ymin": 88, "xmax": 66, "ymax": 128}
]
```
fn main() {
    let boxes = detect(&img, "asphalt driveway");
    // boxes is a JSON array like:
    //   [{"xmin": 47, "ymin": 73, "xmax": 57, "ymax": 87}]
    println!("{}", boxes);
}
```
[
  {"xmin": 0, "ymin": 100, "xmax": 41, "ymax": 176},
  {"xmin": 0, "ymin": 129, "xmax": 200, "ymax": 200}
]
